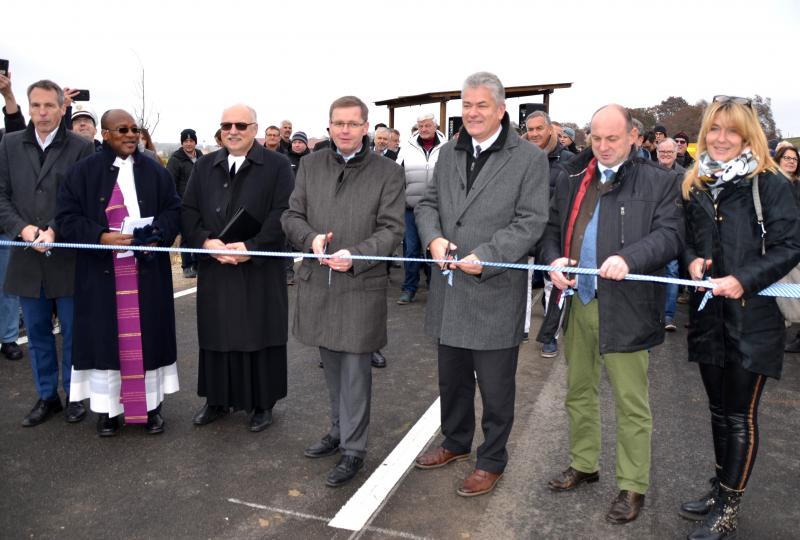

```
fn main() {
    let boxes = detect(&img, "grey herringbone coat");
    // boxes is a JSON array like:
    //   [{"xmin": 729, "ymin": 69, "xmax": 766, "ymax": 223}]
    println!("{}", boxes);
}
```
[
  {"xmin": 415, "ymin": 122, "xmax": 549, "ymax": 350},
  {"xmin": 282, "ymin": 138, "xmax": 405, "ymax": 354}
]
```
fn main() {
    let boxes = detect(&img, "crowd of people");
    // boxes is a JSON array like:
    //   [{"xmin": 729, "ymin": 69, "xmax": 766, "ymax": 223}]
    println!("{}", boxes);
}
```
[{"xmin": 2, "ymin": 67, "xmax": 799, "ymax": 540}]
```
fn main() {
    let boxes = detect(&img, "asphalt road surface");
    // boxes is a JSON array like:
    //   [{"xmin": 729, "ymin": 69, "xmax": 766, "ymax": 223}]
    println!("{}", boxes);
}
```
[{"xmin": 1, "ymin": 265, "xmax": 798, "ymax": 539}]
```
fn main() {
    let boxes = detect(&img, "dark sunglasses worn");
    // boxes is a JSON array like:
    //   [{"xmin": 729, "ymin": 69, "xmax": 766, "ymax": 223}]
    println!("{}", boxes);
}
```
[
  {"xmin": 220, "ymin": 122, "xmax": 256, "ymax": 131},
  {"xmin": 713, "ymin": 95, "xmax": 753, "ymax": 108},
  {"xmin": 106, "ymin": 127, "xmax": 141, "ymax": 135}
]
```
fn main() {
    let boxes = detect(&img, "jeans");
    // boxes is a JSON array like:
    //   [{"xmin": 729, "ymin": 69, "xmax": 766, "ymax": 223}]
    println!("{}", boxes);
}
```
[
  {"xmin": 0, "ymin": 234, "xmax": 20, "ymax": 343},
  {"xmin": 401, "ymin": 208, "xmax": 430, "ymax": 294},
  {"xmin": 664, "ymin": 259, "xmax": 679, "ymax": 320},
  {"xmin": 19, "ymin": 288, "xmax": 74, "ymax": 400}
]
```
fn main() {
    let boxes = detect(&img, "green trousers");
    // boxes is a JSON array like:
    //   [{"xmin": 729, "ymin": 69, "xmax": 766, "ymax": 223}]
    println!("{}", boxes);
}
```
[{"xmin": 563, "ymin": 298, "xmax": 652, "ymax": 494}]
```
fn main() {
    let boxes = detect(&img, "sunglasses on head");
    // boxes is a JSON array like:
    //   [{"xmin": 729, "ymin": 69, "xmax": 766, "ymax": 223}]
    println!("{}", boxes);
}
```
[
  {"xmin": 106, "ymin": 127, "xmax": 141, "ymax": 134},
  {"xmin": 713, "ymin": 95, "xmax": 753, "ymax": 108},
  {"xmin": 220, "ymin": 122, "xmax": 255, "ymax": 131}
]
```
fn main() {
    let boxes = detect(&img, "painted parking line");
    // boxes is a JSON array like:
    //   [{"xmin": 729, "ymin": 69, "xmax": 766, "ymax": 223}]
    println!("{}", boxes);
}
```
[
  {"xmin": 227, "ymin": 498, "xmax": 430, "ymax": 540},
  {"xmin": 328, "ymin": 398, "xmax": 441, "ymax": 533}
]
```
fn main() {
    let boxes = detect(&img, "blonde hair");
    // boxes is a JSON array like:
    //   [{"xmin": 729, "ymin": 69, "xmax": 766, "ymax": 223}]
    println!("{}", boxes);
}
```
[{"xmin": 681, "ymin": 100, "xmax": 777, "ymax": 199}]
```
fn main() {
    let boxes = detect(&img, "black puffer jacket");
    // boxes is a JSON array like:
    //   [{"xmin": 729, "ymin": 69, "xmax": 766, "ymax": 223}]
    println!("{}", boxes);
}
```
[
  {"xmin": 166, "ymin": 147, "xmax": 203, "ymax": 198},
  {"xmin": 684, "ymin": 171, "xmax": 800, "ymax": 379},
  {"xmin": 538, "ymin": 147, "xmax": 685, "ymax": 353}
]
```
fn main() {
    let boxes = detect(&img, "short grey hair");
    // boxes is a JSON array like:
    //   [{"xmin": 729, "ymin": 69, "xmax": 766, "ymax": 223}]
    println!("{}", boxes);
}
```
[
  {"xmin": 631, "ymin": 117, "xmax": 644, "ymax": 135},
  {"xmin": 222, "ymin": 103, "xmax": 258, "ymax": 123},
  {"xmin": 461, "ymin": 71, "xmax": 505, "ymax": 105},
  {"xmin": 375, "ymin": 126, "xmax": 390, "ymax": 136},
  {"xmin": 658, "ymin": 137, "xmax": 678, "ymax": 152},
  {"xmin": 417, "ymin": 112, "xmax": 435, "ymax": 123},
  {"xmin": 27, "ymin": 79, "xmax": 65, "ymax": 107},
  {"xmin": 525, "ymin": 110, "xmax": 550, "ymax": 125},
  {"xmin": 280, "ymin": 119, "xmax": 291, "ymax": 127}
]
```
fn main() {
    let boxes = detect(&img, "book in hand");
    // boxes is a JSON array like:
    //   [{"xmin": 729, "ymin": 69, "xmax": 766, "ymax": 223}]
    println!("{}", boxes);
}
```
[{"xmin": 216, "ymin": 206, "xmax": 262, "ymax": 243}]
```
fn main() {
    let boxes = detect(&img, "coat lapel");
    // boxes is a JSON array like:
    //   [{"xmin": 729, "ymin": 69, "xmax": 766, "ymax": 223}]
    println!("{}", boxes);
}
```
[
  {"xmin": 23, "ymin": 142, "xmax": 42, "ymax": 179},
  {"xmin": 38, "ymin": 142, "xmax": 65, "ymax": 185},
  {"xmin": 455, "ymin": 146, "xmax": 512, "ymax": 219}
]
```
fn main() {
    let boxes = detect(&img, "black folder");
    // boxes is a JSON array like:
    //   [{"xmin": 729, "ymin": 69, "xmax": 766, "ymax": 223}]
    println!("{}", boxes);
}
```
[{"xmin": 216, "ymin": 207, "xmax": 262, "ymax": 243}]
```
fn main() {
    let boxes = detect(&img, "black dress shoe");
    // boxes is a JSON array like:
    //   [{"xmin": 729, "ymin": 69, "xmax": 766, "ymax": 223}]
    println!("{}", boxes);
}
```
[
  {"xmin": 22, "ymin": 397, "xmax": 63, "ymax": 427},
  {"xmin": 326, "ymin": 455, "xmax": 364, "ymax": 487},
  {"xmin": 65, "ymin": 400, "xmax": 87, "ymax": 423},
  {"xmin": 304, "ymin": 434, "xmax": 340, "ymax": 458},
  {"xmin": 145, "ymin": 410, "xmax": 165, "ymax": 435},
  {"xmin": 1, "ymin": 341, "xmax": 23, "ymax": 360},
  {"xmin": 249, "ymin": 408, "xmax": 273, "ymax": 432},
  {"xmin": 96, "ymin": 413, "xmax": 121, "ymax": 437},
  {"xmin": 192, "ymin": 403, "xmax": 228, "ymax": 426},
  {"xmin": 371, "ymin": 351, "xmax": 386, "ymax": 368}
]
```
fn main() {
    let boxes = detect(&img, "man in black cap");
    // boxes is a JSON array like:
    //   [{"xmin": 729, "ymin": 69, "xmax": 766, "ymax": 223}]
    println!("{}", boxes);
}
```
[
  {"xmin": 652, "ymin": 125, "xmax": 667, "ymax": 162},
  {"xmin": 167, "ymin": 128, "xmax": 203, "ymax": 278},
  {"xmin": 673, "ymin": 130, "xmax": 694, "ymax": 169},
  {"xmin": 286, "ymin": 131, "xmax": 309, "ymax": 175}
]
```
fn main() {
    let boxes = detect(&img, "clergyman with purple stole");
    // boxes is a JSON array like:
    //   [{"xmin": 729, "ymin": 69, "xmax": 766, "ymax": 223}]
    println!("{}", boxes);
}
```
[{"xmin": 56, "ymin": 109, "xmax": 181, "ymax": 437}]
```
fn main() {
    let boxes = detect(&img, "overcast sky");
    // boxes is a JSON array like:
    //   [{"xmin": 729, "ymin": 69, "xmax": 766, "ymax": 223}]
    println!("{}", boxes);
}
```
[{"xmin": 4, "ymin": 0, "xmax": 799, "ymax": 145}]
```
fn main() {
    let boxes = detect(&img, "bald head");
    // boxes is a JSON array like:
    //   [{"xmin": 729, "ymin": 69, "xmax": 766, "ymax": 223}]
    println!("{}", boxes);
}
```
[
  {"xmin": 589, "ymin": 104, "xmax": 636, "ymax": 167},
  {"xmin": 100, "ymin": 109, "xmax": 135, "ymax": 130}
]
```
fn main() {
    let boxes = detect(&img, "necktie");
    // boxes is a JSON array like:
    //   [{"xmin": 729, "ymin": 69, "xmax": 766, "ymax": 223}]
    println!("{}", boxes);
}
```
[
  {"xmin": 576, "ymin": 169, "xmax": 615, "ymax": 304},
  {"xmin": 229, "ymin": 162, "xmax": 236, "ymax": 178},
  {"xmin": 474, "ymin": 145, "xmax": 482, "ymax": 159}
]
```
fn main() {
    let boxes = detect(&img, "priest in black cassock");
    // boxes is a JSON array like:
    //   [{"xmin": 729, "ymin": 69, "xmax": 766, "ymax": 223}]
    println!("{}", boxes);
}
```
[
  {"xmin": 181, "ymin": 103, "xmax": 294, "ymax": 432},
  {"xmin": 56, "ymin": 109, "xmax": 181, "ymax": 436}
]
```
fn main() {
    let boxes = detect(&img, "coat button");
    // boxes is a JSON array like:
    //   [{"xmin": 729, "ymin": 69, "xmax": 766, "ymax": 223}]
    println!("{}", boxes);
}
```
[
  {"xmin": 100, "ymin": 197, "xmax": 106, "ymax": 202},
  {"xmin": 104, "ymin": 270, "xmax": 111, "ymax": 275},
  {"xmin": 223, "ymin": 183, "xmax": 228, "ymax": 188},
  {"xmin": 37, "ymin": 189, "xmax": 43, "ymax": 193},
  {"xmin": 456, "ymin": 220, "xmax": 462, "ymax": 227},
  {"xmin": 216, "ymin": 207, "xmax": 221, "ymax": 213},
  {"xmin": 460, "ymin": 184, "xmax": 465, "ymax": 190}
]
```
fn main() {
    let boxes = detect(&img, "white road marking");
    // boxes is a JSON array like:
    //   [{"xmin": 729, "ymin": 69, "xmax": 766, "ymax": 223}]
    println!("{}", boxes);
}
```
[
  {"xmin": 328, "ymin": 398, "xmax": 441, "ymax": 533},
  {"xmin": 17, "ymin": 286, "xmax": 198, "ymax": 346},
  {"xmin": 227, "ymin": 498, "xmax": 430, "ymax": 539}
]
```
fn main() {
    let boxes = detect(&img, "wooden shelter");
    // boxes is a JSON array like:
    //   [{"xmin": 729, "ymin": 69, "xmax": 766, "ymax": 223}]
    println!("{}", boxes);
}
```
[{"xmin": 374, "ymin": 82, "xmax": 573, "ymax": 129}]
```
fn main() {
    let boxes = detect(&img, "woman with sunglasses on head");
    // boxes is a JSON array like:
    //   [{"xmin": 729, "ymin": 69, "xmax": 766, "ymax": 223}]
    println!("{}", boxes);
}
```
[{"xmin": 680, "ymin": 96, "xmax": 800, "ymax": 539}]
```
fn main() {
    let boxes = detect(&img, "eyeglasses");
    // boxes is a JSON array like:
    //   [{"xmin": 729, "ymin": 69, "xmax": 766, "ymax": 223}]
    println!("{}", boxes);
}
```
[
  {"xmin": 330, "ymin": 121, "xmax": 365, "ymax": 130},
  {"xmin": 713, "ymin": 95, "xmax": 753, "ymax": 108},
  {"xmin": 781, "ymin": 155, "xmax": 799, "ymax": 163},
  {"xmin": 674, "ymin": 139, "xmax": 687, "ymax": 145},
  {"xmin": 220, "ymin": 122, "xmax": 255, "ymax": 131},
  {"xmin": 105, "ymin": 127, "xmax": 141, "ymax": 135}
]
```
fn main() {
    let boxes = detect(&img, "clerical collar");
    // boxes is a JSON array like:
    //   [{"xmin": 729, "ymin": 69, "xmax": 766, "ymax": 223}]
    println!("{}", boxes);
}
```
[
  {"xmin": 36, "ymin": 128, "xmax": 59, "ymax": 151},
  {"xmin": 227, "ymin": 154, "xmax": 246, "ymax": 170},
  {"xmin": 471, "ymin": 125, "xmax": 502, "ymax": 157},
  {"xmin": 337, "ymin": 145, "xmax": 363, "ymax": 162}
]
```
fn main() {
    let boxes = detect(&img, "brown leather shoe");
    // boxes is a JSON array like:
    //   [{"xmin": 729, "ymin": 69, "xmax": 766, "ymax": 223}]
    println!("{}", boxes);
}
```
[
  {"xmin": 457, "ymin": 469, "xmax": 502, "ymax": 497},
  {"xmin": 605, "ymin": 490, "xmax": 644, "ymax": 524},
  {"xmin": 548, "ymin": 466, "xmax": 600, "ymax": 491},
  {"xmin": 414, "ymin": 447, "xmax": 469, "ymax": 469}
]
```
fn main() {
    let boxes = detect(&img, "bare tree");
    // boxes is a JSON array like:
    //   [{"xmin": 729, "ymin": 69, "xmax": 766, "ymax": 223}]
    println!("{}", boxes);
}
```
[{"xmin": 131, "ymin": 53, "xmax": 160, "ymax": 137}]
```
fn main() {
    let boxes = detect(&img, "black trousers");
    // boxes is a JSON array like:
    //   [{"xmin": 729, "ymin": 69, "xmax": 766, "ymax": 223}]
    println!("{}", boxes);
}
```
[
  {"xmin": 438, "ymin": 343, "xmax": 519, "ymax": 474},
  {"xmin": 699, "ymin": 362, "xmax": 767, "ymax": 491}
]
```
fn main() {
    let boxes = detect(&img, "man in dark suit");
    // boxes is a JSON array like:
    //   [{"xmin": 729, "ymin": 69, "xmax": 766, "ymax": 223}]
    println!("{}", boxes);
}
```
[
  {"xmin": 0, "ymin": 79, "xmax": 94, "ymax": 427},
  {"xmin": 414, "ymin": 72, "xmax": 549, "ymax": 496}
]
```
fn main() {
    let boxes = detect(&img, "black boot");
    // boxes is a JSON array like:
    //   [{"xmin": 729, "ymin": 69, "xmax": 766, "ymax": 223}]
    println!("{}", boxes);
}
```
[
  {"xmin": 687, "ymin": 484, "xmax": 741, "ymax": 540},
  {"xmin": 785, "ymin": 331, "xmax": 800, "ymax": 353},
  {"xmin": 679, "ymin": 477, "xmax": 719, "ymax": 521}
]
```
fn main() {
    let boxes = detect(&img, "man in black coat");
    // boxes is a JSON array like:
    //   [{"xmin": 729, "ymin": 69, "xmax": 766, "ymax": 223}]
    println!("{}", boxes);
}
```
[
  {"xmin": 539, "ymin": 105, "xmax": 683, "ymax": 524},
  {"xmin": 0, "ymin": 80, "xmax": 94, "ymax": 427},
  {"xmin": 166, "ymin": 128, "xmax": 203, "ymax": 278},
  {"xmin": 56, "ymin": 109, "xmax": 181, "ymax": 436},
  {"xmin": 182, "ymin": 103, "xmax": 293, "ymax": 433}
]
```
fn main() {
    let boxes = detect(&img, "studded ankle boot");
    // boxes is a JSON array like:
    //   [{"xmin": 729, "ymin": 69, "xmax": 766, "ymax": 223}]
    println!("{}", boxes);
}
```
[
  {"xmin": 687, "ymin": 484, "xmax": 742, "ymax": 540},
  {"xmin": 679, "ymin": 476, "xmax": 719, "ymax": 521}
]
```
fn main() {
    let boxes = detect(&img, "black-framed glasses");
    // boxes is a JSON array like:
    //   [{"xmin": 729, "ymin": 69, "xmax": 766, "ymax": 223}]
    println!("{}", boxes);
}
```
[
  {"xmin": 713, "ymin": 95, "xmax": 753, "ymax": 108},
  {"xmin": 220, "ymin": 122, "xmax": 256, "ymax": 131},
  {"xmin": 105, "ymin": 127, "xmax": 141, "ymax": 135},
  {"xmin": 674, "ymin": 139, "xmax": 687, "ymax": 145},
  {"xmin": 781, "ymin": 155, "xmax": 799, "ymax": 163}
]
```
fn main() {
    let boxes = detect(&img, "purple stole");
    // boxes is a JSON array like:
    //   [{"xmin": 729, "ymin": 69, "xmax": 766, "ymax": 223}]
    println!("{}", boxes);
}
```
[{"xmin": 105, "ymin": 182, "xmax": 148, "ymax": 423}]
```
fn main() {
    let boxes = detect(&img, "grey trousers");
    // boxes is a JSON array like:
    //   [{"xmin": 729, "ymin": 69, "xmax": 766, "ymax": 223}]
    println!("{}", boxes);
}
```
[{"xmin": 320, "ymin": 348, "xmax": 372, "ymax": 459}]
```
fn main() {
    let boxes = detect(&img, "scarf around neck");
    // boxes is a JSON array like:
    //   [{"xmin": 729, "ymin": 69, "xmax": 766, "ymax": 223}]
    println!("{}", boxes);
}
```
[{"xmin": 698, "ymin": 147, "xmax": 758, "ymax": 198}]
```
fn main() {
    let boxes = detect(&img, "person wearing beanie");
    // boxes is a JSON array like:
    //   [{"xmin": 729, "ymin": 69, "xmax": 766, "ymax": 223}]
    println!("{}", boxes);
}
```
[
  {"xmin": 652, "ymin": 125, "xmax": 668, "ymax": 162},
  {"xmin": 673, "ymin": 130, "xmax": 695, "ymax": 169},
  {"xmin": 558, "ymin": 126, "xmax": 579, "ymax": 153},
  {"xmin": 166, "ymin": 128, "xmax": 203, "ymax": 278},
  {"xmin": 286, "ymin": 131, "xmax": 309, "ymax": 175}
]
